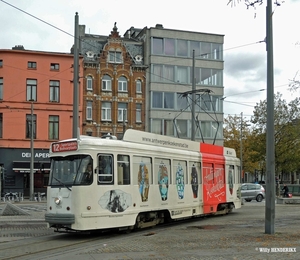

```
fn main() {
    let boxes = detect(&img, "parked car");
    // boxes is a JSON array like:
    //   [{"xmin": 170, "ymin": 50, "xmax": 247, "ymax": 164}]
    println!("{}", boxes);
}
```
[{"xmin": 241, "ymin": 183, "xmax": 265, "ymax": 202}]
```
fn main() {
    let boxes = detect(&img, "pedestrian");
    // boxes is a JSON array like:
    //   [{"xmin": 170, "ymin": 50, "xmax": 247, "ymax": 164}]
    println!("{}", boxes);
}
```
[{"xmin": 282, "ymin": 184, "xmax": 289, "ymax": 198}]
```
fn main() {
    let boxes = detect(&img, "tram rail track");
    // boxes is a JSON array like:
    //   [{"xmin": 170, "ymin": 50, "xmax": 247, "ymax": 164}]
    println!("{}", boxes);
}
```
[
  {"xmin": 1, "ymin": 203, "xmax": 300, "ymax": 259},
  {"xmin": 0, "ymin": 213, "xmax": 220, "ymax": 260}
]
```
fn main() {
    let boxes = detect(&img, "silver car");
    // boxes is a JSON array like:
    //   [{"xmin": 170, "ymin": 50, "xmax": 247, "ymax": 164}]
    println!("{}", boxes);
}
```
[{"xmin": 241, "ymin": 183, "xmax": 265, "ymax": 202}]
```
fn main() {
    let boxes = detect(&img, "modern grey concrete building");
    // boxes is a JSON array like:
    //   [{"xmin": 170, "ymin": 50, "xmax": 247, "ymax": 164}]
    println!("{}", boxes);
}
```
[{"xmin": 125, "ymin": 24, "xmax": 224, "ymax": 145}]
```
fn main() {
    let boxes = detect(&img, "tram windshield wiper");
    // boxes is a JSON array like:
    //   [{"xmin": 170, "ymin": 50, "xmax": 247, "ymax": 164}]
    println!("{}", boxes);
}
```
[{"xmin": 53, "ymin": 177, "xmax": 72, "ymax": 191}]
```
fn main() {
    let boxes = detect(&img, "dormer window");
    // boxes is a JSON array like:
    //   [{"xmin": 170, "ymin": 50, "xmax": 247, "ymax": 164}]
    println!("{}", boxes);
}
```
[{"xmin": 109, "ymin": 51, "xmax": 122, "ymax": 63}]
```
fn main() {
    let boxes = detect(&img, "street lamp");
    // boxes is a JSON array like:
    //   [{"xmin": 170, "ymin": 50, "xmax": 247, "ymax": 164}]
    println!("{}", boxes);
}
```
[{"xmin": 29, "ymin": 100, "xmax": 34, "ymax": 201}]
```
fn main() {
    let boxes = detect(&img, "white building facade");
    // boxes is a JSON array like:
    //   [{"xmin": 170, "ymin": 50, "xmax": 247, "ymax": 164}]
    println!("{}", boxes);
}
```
[{"xmin": 128, "ymin": 25, "xmax": 224, "ymax": 145}]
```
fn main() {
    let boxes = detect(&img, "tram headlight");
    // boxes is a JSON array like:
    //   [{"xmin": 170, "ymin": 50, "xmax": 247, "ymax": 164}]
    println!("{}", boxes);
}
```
[{"xmin": 54, "ymin": 197, "xmax": 62, "ymax": 205}]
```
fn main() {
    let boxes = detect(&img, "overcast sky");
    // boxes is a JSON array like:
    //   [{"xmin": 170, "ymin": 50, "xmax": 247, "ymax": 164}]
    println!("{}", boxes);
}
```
[{"xmin": 1, "ymin": 0, "xmax": 299, "ymax": 121}]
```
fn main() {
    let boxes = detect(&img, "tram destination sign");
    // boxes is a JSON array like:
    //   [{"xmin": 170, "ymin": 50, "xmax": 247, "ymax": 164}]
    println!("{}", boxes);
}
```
[{"xmin": 52, "ymin": 141, "xmax": 78, "ymax": 152}]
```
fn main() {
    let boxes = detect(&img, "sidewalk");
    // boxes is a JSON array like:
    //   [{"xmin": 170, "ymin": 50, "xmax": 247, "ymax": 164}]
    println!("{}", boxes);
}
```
[{"xmin": 0, "ymin": 198, "xmax": 46, "ymax": 222}]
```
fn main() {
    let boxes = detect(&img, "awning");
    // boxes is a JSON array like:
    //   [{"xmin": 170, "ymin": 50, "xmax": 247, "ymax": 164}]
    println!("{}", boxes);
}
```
[{"xmin": 13, "ymin": 161, "xmax": 50, "ymax": 173}]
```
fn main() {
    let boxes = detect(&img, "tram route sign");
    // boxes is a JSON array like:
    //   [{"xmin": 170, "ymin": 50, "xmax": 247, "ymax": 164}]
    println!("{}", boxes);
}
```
[{"xmin": 51, "ymin": 141, "xmax": 78, "ymax": 152}]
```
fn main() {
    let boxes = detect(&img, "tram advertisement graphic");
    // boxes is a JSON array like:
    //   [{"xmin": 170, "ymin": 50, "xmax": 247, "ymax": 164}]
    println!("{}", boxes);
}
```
[
  {"xmin": 138, "ymin": 162, "xmax": 149, "ymax": 202},
  {"xmin": 176, "ymin": 163, "xmax": 184, "ymax": 199},
  {"xmin": 203, "ymin": 162, "xmax": 226, "ymax": 213},
  {"xmin": 158, "ymin": 162, "xmax": 169, "ymax": 201},
  {"xmin": 99, "ymin": 189, "xmax": 132, "ymax": 213},
  {"xmin": 191, "ymin": 165, "xmax": 198, "ymax": 198}
]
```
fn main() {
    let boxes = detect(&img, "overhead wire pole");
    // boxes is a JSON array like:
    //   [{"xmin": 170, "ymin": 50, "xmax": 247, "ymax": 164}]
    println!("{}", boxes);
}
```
[
  {"xmin": 191, "ymin": 50, "xmax": 196, "ymax": 141},
  {"xmin": 265, "ymin": 0, "xmax": 275, "ymax": 234},
  {"xmin": 240, "ymin": 112, "xmax": 243, "ymax": 183},
  {"xmin": 73, "ymin": 12, "xmax": 79, "ymax": 138}
]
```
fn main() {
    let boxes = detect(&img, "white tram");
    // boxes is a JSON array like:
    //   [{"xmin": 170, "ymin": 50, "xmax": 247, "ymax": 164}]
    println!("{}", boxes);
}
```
[{"xmin": 45, "ymin": 129, "xmax": 241, "ymax": 232}]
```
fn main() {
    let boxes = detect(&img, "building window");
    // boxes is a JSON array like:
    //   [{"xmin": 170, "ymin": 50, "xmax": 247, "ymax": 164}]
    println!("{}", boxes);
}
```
[
  {"xmin": 109, "ymin": 51, "xmax": 122, "ymax": 63},
  {"xmin": 200, "ymin": 94, "xmax": 212, "ymax": 111},
  {"xmin": 177, "ymin": 40, "xmax": 188, "ymax": 57},
  {"xmin": 164, "ymin": 120, "xmax": 174, "ymax": 136},
  {"xmin": 49, "ymin": 115, "xmax": 59, "ymax": 140},
  {"xmin": 151, "ymin": 119, "xmax": 174, "ymax": 136},
  {"xmin": 26, "ymin": 79, "xmax": 37, "ymax": 101},
  {"xmin": 165, "ymin": 38, "xmax": 175, "ymax": 56},
  {"xmin": 152, "ymin": 92, "xmax": 163, "ymax": 108},
  {"xmin": 177, "ymin": 93, "xmax": 190, "ymax": 111},
  {"xmin": 26, "ymin": 114, "xmax": 37, "ymax": 139},
  {"xmin": 152, "ymin": 64, "xmax": 163, "ymax": 82},
  {"xmin": 176, "ymin": 119, "xmax": 188, "ymax": 138},
  {"xmin": 101, "ymin": 102, "xmax": 111, "ymax": 121},
  {"xmin": 201, "ymin": 42, "xmax": 211, "ymax": 59},
  {"xmin": 136, "ymin": 104, "xmax": 142, "ymax": 122},
  {"xmin": 86, "ymin": 101, "xmax": 92, "ymax": 120},
  {"xmin": 49, "ymin": 80, "xmax": 60, "ymax": 102},
  {"xmin": 152, "ymin": 37, "xmax": 163, "ymax": 55},
  {"xmin": 0, "ymin": 113, "xmax": 2, "ymax": 138},
  {"xmin": 102, "ymin": 75, "xmax": 112, "ymax": 91},
  {"xmin": 118, "ymin": 103, "xmax": 127, "ymax": 122},
  {"xmin": 152, "ymin": 119, "xmax": 162, "ymax": 135},
  {"xmin": 28, "ymin": 61, "xmax": 37, "ymax": 69},
  {"xmin": 152, "ymin": 92, "xmax": 174, "ymax": 109},
  {"xmin": 212, "ymin": 43, "xmax": 222, "ymax": 60},
  {"xmin": 118, "ymin": 76, "xmax": 127, "ymax": 92},
  {"xmin": 211, "ymin": 96, "xmax": 223, "ymax": 112},
  {"xmin": 190, "ymin": 41, "xmax": 201, "ymax": 58},
  {"xmin": 0, "ymin": 60, "xmax": 2, "ymax": 67},
  {"xmin": 86, "ymin": 76, "xmax": 93, "ymax": 90},
  {"xmin": 136, "ymin": 80, "xmax": 142, "ymax": 93},
  {"xmin": 164, "ymin": 65, "xmax": 174, "ymax": 83},
  {"xmin": 0, "ymin": 78, "xmax": 3, "ymax": 100},
  {"xmin": 152, "ymin": 64, "xmax": 174, "ymax": 83},
  {"xmin": 50, "ymin": 63, "xmax": 59, "ymax": 70},
  {"xmin": 176, "ymin": 66, "xmax": 188, "ymax": 83}
]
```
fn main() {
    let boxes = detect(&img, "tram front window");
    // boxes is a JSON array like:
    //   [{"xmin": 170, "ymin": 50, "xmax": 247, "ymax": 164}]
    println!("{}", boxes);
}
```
[{"xmin": 49, "ymin": 155, "xmax": 93, "ymax": 187}]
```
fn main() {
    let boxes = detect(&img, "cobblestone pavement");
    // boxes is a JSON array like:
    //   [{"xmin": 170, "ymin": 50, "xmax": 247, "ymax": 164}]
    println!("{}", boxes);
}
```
[
  {"xmin": 0, "ymin": 200, "xmax": 46, "ymax": 220},
  {"xmin": 0, "ymin": 200, "xmax": 299, "ymax": 259}
]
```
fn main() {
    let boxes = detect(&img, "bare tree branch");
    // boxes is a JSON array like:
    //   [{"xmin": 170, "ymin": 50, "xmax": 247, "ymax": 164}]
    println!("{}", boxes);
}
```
[
  {"xmin": 288, "ymin": 71, "xmax": 300, "ymax": 92},
  {"xmin": 227, "ymin": 0, "xmax": 284, "ymax": 8}
]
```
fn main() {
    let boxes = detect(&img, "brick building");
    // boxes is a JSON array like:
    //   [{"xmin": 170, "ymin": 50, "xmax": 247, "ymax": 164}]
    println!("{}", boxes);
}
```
[
  {"xmin": 0, "ymin": 46, "xmax": 83, "ymax": 196},
  {"xmin": 79, "ymin": 23, "xmax": 147, "ymax": 138}
]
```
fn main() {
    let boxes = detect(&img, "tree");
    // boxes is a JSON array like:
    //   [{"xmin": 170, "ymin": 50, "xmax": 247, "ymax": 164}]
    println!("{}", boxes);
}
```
[
  {"xmin": 251, "ymin": 92, "xmax": 300, "ymax": 175},
  {"xmin": 223, "ymin": 115, "xmax": 257, "ymax": 174}
]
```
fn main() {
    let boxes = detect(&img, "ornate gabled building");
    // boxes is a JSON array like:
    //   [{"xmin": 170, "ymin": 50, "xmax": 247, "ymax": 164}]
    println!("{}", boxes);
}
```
[{"xmin": 79, "ymin": 23, "xmax": 147, "ymax": 139}]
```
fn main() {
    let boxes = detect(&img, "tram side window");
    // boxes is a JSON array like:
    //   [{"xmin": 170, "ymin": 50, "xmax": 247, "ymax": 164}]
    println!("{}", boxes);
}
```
[
  {"xmin": 98, "ymin": 154, "xmax": 113, "ymax": 184},
  {"xmin": 228, "ymin": 165, "xmax": 235, "ymax": 184},
  {"xmin": 117, "ymin": 155, "xmax": 130, "ymax": 185}
]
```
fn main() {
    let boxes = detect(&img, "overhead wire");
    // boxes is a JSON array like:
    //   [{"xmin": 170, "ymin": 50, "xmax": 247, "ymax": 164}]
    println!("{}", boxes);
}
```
[
  {"xmin": 1, "ymin": 0, "xmax": 288, "ymax": 120},
  {"xmin": 1, "ymin": 0, "xmax": 265, "ymax": 88}
]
